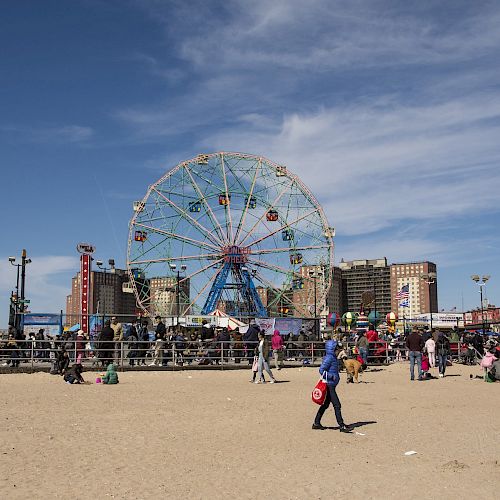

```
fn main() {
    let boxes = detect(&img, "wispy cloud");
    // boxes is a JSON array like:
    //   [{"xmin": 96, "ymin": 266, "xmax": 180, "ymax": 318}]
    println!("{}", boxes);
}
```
[
  {"xmin": 2, "ymin": 124, "xmax": 94, "ymax": 144},
  {"xmin": 0, "ymin": 256, "xmax": 78, "ymax": 316}
]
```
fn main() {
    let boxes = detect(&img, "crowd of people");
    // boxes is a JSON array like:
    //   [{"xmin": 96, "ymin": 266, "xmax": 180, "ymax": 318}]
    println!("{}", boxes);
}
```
[{"xmin": 1, "ymin": 318, "xmax": 499, "ymax": 384}]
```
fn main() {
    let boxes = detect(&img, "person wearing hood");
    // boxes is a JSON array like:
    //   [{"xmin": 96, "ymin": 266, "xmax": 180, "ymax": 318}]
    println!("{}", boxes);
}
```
[
  {"xmin": 102, "ymin": 363, "xmax": 119, "ymax": 384},
  {"xmin": 312, "ymin": 339, "xmax": 352, "ymax": 432},
  {"xmin": 64, "ymin": 363, "xmax": 84, "ymax": 384},
  {"xmin": 76, "ymin": 329, "xmax": 86, "ymax": 365},
  {"xmin": 271, "ymin": 329, "xmax": 284, "ymax": 370}
]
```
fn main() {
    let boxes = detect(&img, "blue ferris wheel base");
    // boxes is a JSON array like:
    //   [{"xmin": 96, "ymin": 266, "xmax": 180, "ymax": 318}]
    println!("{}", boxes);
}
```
[{"xmin": 201, "ymin": 262, "xmax": 267, "ymax": 318}]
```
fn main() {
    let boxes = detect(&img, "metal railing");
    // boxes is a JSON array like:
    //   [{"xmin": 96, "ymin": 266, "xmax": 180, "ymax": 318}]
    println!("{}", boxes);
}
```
[{"xmin": 0, "ymin": 338, "xmax": 486, "ymax": 372}]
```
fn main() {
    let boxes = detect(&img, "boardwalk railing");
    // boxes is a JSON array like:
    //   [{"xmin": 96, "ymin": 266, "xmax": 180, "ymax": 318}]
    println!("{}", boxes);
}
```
[{"xmin": 0, "ymin": 338, "xmax": 481, "ymax": 371}]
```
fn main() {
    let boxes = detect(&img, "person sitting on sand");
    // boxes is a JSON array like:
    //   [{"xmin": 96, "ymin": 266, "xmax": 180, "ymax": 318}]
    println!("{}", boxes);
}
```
[
  {"xmin": 480, "ymin": 349, "xmax": 497, "ymax": 380},
  {"xmin": 102, "ymin": 363, "xmax": 119, "ymax": 384},
  {"xmin": 64, "ymin": 363, "xmax": 85, "ymax": 384}
]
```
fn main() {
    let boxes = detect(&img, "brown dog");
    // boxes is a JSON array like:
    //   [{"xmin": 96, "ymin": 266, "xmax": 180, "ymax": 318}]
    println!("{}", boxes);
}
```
[
  {"xmin": 343, "ymin": 357, "xmax": 363, "ymax": 383},
  {"xmin": 337, "ymin": 348, "xmax": 363, "ymax": 383}
]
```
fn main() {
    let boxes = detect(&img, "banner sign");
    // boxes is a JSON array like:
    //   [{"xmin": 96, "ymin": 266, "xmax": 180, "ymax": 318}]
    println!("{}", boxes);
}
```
[
  {"xmin": 255, "ymin": 318, "xmax": 275, "ymax": 335},
  {"xmin": 23, "ymin": 313, "xmax": 62, "ymax": 326},
  {"xmin": 185, "ymin": 315, "xmax": 217, "ymax": 327},
  {"xmin": 274, "ymin": 318, "xmax": 302, "ymax": 336},
  {"xmin": 22, "ymin": 313, "xmax": 62, "ymax": 337}
]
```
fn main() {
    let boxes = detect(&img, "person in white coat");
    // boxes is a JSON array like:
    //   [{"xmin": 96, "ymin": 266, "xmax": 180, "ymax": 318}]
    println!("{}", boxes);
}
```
[{"xmin": 425, "ymin": 336, "xmax": 436, "ymax": 368}]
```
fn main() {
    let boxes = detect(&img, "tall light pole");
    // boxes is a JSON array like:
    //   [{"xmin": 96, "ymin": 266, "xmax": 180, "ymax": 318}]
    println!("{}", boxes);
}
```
[
  {"xmin": 420, "ymin": 272, "xmax": 437, "ymax": 329},
  {"xmin": 471, "ymin": 275, "xmax": 490, "ymax": 333},
  {"xmin": 96, "ymin": 258, "xmax": 115, "ymax": 321},
  {"xmin": 169, "ymin": 263, "xmax": 187, "ymax": 329},
  {"xmin": 9, "ymin": 250, "xmax": 32, "ymax": 333},
  {"xmin": 309, "ymin": 268, "xmax": 324, "ymax": 340}
]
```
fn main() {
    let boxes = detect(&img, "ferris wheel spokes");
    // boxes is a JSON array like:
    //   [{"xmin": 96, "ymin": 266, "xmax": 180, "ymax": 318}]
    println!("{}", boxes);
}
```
[
  {"xmin": 251, "ymin": 269, "xmax": 305, "ymax": 315},
  {"xmin": 243, "ymin": 207, "xmax": 320, "ymax": 249},
  {"xmin": 133, "ymin": 222, "xmax": 219, "ymax": 252},
  {"xmin": 177, "ymin": 257, "xmax": 225, "ymax": 286},
  {"xmin": 238, "ymin": 176, "xmax": 295, "ymax": 247},
  {"xmin": 181, "ymin": 265, "xmax": 222, "ymax": 316},
  {"xmin": 152, "ymin": 187, "xmax": 223, "ymax": 247},
  {"xmin": 128, "ymin": 252, "xmax": 220, "ymax": 266},
  {"xmin": 183, "ymin": 163, "xmax": 228, "ymax": 246},
  {"xmin": 248, "ymin": 244, "xmax": 330, "ymax": 256},
  {"xmin": 219, "ymin": 153, "xmax": 235, "ymax": 244},
  {"xmin": 232, "ymin": 157, "xmax": 261, "ymax": 244}
]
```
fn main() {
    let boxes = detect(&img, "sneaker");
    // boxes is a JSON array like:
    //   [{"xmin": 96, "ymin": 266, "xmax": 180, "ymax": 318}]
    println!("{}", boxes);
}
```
[
  {"xmin": 254, "ymin": 380, "xmax": 260, "ymax": 384},
  {"xmin": 312, "ymin": 423, "xmax": 326, "ymax": 430},
  {"xmin": 339, "ymin": 424, "xmax": 354, "ymax": 433},
  {"xmin": 270, "ymin": 379, "xmax": 276, "ymax": 384},
  {"xmin": 439, "ymin": 374, "xmax": 444, "ymax": 378}
]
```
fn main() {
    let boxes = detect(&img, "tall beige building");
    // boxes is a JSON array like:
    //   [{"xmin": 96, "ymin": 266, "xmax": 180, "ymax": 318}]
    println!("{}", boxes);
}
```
[
  {"xmin": 149, "ymin": 276, "xmax": 190, "ymax": 317},
  {"xmin": 390, "ymin": 262, "xmax": 438, "ymax": 319}
]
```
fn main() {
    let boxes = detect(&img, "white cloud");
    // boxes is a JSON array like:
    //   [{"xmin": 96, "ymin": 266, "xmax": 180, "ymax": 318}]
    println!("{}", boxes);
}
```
[
  {"xmin": 141, "ymin": 0, "xmax": 500, "ymax": 71},
  {"xmin": 2, "ymin": 124, "xmax": 94, "ymax": 144},
  {"xmin": 202, "ymin": 93, "xmax": 500, "ymax": 235},
  {"xmin": 0, "ymin": 256, "xmax": 78, "ymax": 322}
]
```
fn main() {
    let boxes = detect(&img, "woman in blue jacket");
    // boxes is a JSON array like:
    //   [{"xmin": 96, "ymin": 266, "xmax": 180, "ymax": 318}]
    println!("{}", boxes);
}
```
[{"xmin": 313, "ymin": 340, "xmax": 352, "ymax": 432}]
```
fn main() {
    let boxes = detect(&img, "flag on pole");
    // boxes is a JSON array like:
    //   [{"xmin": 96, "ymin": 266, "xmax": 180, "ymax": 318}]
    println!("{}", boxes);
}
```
[
  {"xmin": 396, "ymin": 284, "xmax": 410, "ymax": 307},
  {"xmin": 396, "ymin": 284, "xmax": 409, "ymax": 300}
]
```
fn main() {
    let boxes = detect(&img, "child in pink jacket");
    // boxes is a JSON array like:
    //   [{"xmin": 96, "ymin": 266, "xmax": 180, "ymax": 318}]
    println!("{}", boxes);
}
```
[{"xmin": 480, "ymin": 351, "xmax": 497, "ymax": 380}]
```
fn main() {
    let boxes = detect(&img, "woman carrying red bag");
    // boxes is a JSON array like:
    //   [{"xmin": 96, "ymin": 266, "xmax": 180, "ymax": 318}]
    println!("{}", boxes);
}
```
[{"xmin": 312, "ymin": 339, "xmax": 353, "ymax": 432}]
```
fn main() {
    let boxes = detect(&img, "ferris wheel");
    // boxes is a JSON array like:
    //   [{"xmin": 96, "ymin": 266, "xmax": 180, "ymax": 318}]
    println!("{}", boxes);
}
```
[{"xmin": 127, "ymin": 152, "xmax": 334, "ymax": 319}]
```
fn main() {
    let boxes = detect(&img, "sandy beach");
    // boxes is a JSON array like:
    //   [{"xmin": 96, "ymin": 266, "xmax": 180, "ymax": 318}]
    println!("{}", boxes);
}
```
[{"xmin": 0, "ymin": 362, "xmax": 498, "ymax": 499}]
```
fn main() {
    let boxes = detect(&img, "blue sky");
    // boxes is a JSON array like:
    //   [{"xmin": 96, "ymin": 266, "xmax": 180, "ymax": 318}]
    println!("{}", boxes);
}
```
[{"xmin": 1, "ymin": 0, "xmax": 500, "ymax": 324}]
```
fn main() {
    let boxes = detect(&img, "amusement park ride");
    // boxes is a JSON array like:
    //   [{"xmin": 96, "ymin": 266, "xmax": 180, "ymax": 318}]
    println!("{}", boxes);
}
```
[{"xmin": 127, "ymin": 152, "xmax": 334, "ymax": 319}]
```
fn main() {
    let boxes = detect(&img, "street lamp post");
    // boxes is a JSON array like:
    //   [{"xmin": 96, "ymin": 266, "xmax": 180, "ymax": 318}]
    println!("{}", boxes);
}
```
[
  {"xmin": 420, "ymin": 272, "xmax": 437, "ymax": 330},
  {"xmin": 471, "ymin": 275, "xmax": 491, "ymax": 333},
  {"xmin": 169, "ymin": 264, "xmax": 187, "ymax": 329},
  {"xmin": 96, "ymin": 258, "xmax": 115, "ymax": 322},
  {"xmin": 309, "ymin": 269, "xmax": 324, "ymax": 340},
  {"xmin": 8, "ymin": 250, "xmax": 32, "ymax": 334}
]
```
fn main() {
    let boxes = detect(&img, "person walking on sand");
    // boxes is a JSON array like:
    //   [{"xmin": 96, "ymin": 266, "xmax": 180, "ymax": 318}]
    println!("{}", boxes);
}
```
[
  {"xmin": 110, "ymin": 317, "xmax": 123, "ymax": 362},
  {"xmin": 356, "ymin": 330, "xmax": 369, "ymax": 366},
  {"xmin": 255, "ymin": 332, "xmax": 276, "ymax": 384},
  {"xmin": 436, "ymin": 331, "xmax": 451, "ymax": 378},
  {"xmin": 406, "ymin": 328, "xmax": 424, "ymax": 381},
  {"xmin": 271, "ymin": 329, "xmax": 284, "ymax": 370},
  {"xmin": 425, "ymin": 335, "xmax": 436, "ymax": 368},
  {"xmin": 312, "ymin": 339, "xmax": 353, "ymax": 432}
]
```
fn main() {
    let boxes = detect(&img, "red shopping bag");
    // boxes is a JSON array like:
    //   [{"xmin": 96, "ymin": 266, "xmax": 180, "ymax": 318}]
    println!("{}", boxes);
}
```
[{"xmin": 312, "ymin": 375, "xmax": 328, "ymax": 405}]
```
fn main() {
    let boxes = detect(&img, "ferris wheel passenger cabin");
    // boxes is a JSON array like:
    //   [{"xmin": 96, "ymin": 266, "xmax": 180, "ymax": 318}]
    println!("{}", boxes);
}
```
[
  {"xmin": 289, "ymin": 253, "xmax": 303, "ymax": 265},
  {"xmin": 266, "ymin": 210, "xmax": 279, "ymax": 221}
]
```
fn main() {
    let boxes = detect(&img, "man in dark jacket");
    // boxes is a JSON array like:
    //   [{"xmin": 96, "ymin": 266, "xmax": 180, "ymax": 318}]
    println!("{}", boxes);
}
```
[
  {"xmin": 98, "ymin": 320, "xmax": 114, "ymax": 367},
  {"xmin": 313, "ymin": 340, "xmax": 352, "ymax": 432},
  {"xmin": 436, "ymin": 332, "xmax": 451, "ymax": 378},
  {"xmin": 155, "ymin": 316, "xmax": 166, "ymax": 340},
  {"xmin": 406, "ymin": 329, "xmax": 424, "ymax": 381},
  {"xmin": 243, "ymin": 324, "xmax": 259, "ymax": 365}
]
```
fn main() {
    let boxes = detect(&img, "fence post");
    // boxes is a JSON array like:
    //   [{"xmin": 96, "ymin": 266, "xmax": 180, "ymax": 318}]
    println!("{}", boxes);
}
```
[
  {"xmin": 120, "ymin": 341, "xmax": 124, "ymax": 370},
  {"xmin": 311, "ymin": 342, "xmax": 314, "ymax": 364},
  {"xmin": 386, "ymin": 342, "xmax": 389, "ymax": 365},
  {"xmin": 221, "ymin": 343, "xmax": 224, "ymax": 371},
  {"xmin": 172, "ymin": 343, "xmax": 176, "ymax": 370},
  {"xmin": 30, "ymin": 340, "xmax": 34, "ymax": 372}
]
